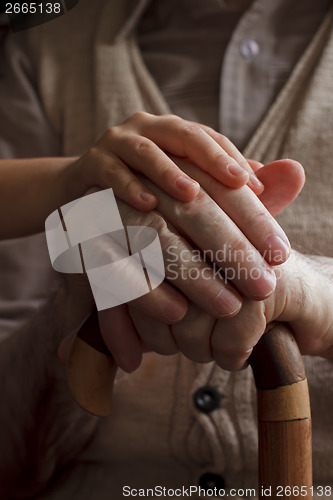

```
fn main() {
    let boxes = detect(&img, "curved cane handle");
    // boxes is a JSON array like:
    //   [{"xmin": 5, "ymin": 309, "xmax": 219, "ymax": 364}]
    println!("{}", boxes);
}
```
[
  {"xmin": 66, "ymin": 312, "xmax": 116, "ymax": 417},
  {"xmin": 249, "ymin": 322, "xmax": 312, "ymax": 498}
]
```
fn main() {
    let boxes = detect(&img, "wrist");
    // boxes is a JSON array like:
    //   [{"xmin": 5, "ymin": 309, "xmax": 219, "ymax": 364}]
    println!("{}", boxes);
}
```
[
  {"xmin": 280, "ymin": 251, "xmax": 333, "ymax": 357},
  {"xmin": 58, "ymin": 156, "xmax": 86, "ymax": 204}
]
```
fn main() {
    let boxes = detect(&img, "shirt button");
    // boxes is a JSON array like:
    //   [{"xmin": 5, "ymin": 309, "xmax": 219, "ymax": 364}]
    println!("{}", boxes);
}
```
[
  {"xmin": 193, "ymin": 386, "xmax": 222, "ymax": 413},
  {"xmin": 199, "ymin": 472, "xmax": 226, "ymax": 492},
  {"xmin": 240, "ymin": 39, "xmax": 260, "ymax": 59}
]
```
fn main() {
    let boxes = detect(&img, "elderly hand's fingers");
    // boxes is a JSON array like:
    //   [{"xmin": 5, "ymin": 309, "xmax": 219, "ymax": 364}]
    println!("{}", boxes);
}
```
[
  {"xmin": 97, "ymin": 305, "xmax": 143, "ymax": 373},
  {"xmin": 129, "ymin": 309, "xmax": 179, "ymax": 356},
  {"xmin": 247, "ymin": 159, "xmax": 305, "ymax": 215},
  {"xmin": 170, "ymin": 304, "xmax": 215, "ymax": 363},
  {"xmin": 141, "ymin": 178, "xmax": 278, "ymax": 300},
  {"xmin": 116, "ymin": 201, "xmax": 242, "ymax": 318},
  {"xmin": 256, "ymin": 159, "xmax": 305, "ymax": 216},
  {"xmin": 209, "ymin": 250, "xmax": 330, "ymax": 371},
  {"xmin": 165, "ymin": 157, "xmax": 292, "ymax": 266},
  {"xmin": 129, "ymin": 304, "xmax": 215, "ymax": 364},
  {"xmin": 211, "ymin": 299, "xmax": 266, "ymax": 371}
]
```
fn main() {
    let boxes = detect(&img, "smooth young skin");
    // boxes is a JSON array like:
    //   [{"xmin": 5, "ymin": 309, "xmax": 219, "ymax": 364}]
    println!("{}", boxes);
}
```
[{"xmin": 0, "ymin": 113, "xmax": 263, "ymax": 239}]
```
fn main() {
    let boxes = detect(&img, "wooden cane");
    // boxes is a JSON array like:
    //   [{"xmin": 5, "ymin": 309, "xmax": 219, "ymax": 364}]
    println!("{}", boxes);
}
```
[
  {"xmin": 249, "ymin": 322, "xmax": 312, "ymax": 498},
  {"xmin": 67, "ymin": 317, "xmax": 312, "ymax": 497}
]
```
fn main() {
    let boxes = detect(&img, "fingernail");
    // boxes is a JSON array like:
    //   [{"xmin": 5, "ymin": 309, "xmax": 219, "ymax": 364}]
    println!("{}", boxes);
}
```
[
  {"xmin": 264, "ymin": 234, "xmax": 291, "ymax": 263},
  {"xmin": 140, "ymin": 191, "xmax": 157, "ymax": 203},
  {"xmin": 227, "ymin": 163, "xmax": 246, "ymax": 177},
  {"xmin": 164, "ymin": 300, "xmax": 187, "ymax": 322},
  {"xmin": 213, "ymin": 288, "xmax": 241, "ymax": 317},
  {"xmin": 251, "ymin": 268, "xmax": 276, "ymax": 298},
  {"xmin": 176, "ymin": 176, "xmax": 199, "ymax": 191},
  {"xmin": 249, "ymin": 174, "xmax": 264, "ymax": 190}
]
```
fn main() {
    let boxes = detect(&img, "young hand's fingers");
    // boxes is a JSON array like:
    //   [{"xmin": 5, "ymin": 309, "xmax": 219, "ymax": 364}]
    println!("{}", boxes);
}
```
[
  {"xmin": 136, "ymin": 114, "xmax": 250, "ymax": 189},
  {"xmin": 197, "ymin": 124, "xmax": 265, "ymax": 194},
  {"xmin": 247, "ymin": 159, "xmax": 264, "ymax": 172},
  {"xmin": 100, "ymin": 130, "xmax": 200, "ymax": 202},
  {"xmin": 75, "ymin": 148, "xmax": 158, "ymax": 211}
]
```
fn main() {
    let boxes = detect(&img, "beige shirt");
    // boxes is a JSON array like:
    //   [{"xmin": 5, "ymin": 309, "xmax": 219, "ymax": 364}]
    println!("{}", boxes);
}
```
[{"xmin": 137, "ymin": 0, "xmax": 332, "ymax": 148}]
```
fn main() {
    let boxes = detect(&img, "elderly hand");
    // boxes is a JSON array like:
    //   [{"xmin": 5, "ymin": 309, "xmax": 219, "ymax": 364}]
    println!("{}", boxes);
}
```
[{"xmin": 143, "ymin": 249, "xmax": 333, "ymax": 371}]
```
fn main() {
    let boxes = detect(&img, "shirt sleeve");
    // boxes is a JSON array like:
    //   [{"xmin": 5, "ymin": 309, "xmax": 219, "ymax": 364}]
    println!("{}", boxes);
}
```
[
  {"xmin": 0, "ymin": 30, "xmax": 61, "ymax": 337},
  {"xmin": 0, "ymin": 30, "xmax": 60, "ymax": 159}
]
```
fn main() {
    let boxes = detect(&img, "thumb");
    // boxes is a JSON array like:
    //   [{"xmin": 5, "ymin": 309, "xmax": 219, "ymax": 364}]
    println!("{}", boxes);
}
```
[{"xmin": 250, "ymin": 159, "xmax": 305, "ymax": 216}]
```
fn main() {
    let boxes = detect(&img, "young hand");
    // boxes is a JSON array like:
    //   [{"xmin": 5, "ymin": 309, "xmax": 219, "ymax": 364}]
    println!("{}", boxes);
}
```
[{"xmin": 67, "ymin": 112, "xmax": 263, "ymax": 212}]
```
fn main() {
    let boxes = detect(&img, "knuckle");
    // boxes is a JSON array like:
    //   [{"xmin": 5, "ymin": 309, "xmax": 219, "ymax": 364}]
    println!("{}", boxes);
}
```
[
  {"xmin": 177, "ymin": 189, "xmax": 211, "ymax": 219},
  {"xmin": 181, "ymin": 122, "xmax": 202, "ymax": 139},
  {"xmin": 219, "ymin": 133, "xmax": 232, "ymax": 147},
  {"xmin": 120, "ymin": 111, "xmax": 151, "ymax": 131},
  {"xmin": 130, "ymin": 111, "xmax": 152, "ymax": 125},
  {"xmin": 120, "ymin": 175, "xmax": 139, "ymax": 195},
  {"xmin": 163, "ymin": 113, "xmax": 183, "ymax": 124},
  {"xmin": 210, "ymin": 150, "xmax": 227, "ymax": 165},
  {"xmin": 211, "ymin": 334, "xmax": 253, "ymax": 360},
  {"xmin": 145, "ymin": 211, "xmax": 169, "ymax": 235},
  {"xmin": 133, "ymin": 138, "xmax": 154, "ymax": 158},
  {"xmin": 84, "ymin": 146, "xmax": 99, "ymax": 163},
  {"xmin": 246, "ymin": 209, "xmax": 271, "ymax": 228},
  {"xmin": 158, "ymin": 165, "xmax": 177, "ymax": 184},
  {"xmin": 160, "ymin": 227, "xmax": 181, "ymax": 253},
  {"xmin": 103, "ymin": 127, "xmax": 118, "ymax": 142},
  {"xmin": 117, "ymin": 201, "xmax": 158, "ymax": 228},
  {"xmin": 153, "ymin": 341, "xmax": 179, "ymax": 356},
  {"xmin": 203, "ymin": 124, "xmax": 217, "ymax": 136},
  {"xmin": 133, "ymin": 110, "xmax": 151, "ymax": 120},
  {"xmin": 227, "ymin": 235, "xmax": 248, "ymax": 256}
]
